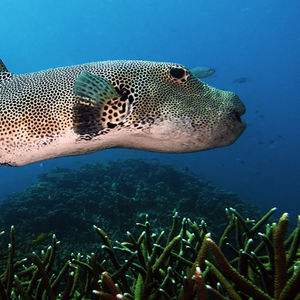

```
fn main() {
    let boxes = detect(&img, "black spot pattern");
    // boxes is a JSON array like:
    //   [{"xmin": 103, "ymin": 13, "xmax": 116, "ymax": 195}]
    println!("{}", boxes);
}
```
[{"xmin": 0, "ymin": 60, "xmax": 245, "ymax": 156}]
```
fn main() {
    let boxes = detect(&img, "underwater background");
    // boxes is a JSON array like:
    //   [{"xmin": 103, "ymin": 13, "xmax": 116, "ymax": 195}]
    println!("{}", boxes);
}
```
[
  {"xmin": 0, "ymin": 1, "xmax": 299, "ymax": 299},
  {"xmin": 0, "ymin": 0, "xmax": 299, "ymax": 218}
]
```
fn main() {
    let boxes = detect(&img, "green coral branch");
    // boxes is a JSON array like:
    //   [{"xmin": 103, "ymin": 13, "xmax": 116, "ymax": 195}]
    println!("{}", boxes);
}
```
[
  {"xmin": 0, "ymin": 208, "xmax": 299, "ymax": 299},
  {"xmin": 272, "ymin": 213, "xmax": 289, "ymax": 298},
  {"xmin": 287, "ymin": 215, "xmax": 300, "ymax": 268}
]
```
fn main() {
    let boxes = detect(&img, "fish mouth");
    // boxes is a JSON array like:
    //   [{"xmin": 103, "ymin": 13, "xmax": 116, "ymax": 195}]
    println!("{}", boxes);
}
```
[
  {"xmin": 210, "ymin": 118, "xmax": 246, "ymax": 149},
  {"xmin": 225, "ymin": 93, "xmax": 246, "ymax": 133},
  {"xmin": 217, "ymin": 108, "xmax": 246, "ymax": 146},
  {"xmin": 233, "ymin": 110, "xmax": 243, "ymax": 123},
  {"xmin": 230, "ymin": 108, "xmax": 246, "ymax": 129},
  {"xmin": 230, "ymin": 94, "xmax": 246, "ymax": 119},
  {"xmin": 211, "ymin": 96, "xmax": 246, "ymax": 148}
]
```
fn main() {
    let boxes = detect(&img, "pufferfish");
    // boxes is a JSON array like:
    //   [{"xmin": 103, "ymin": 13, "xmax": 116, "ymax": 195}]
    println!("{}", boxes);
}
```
[{"xmin": 0, "ymin": 59, "xmax": 245, "ymax": 166}]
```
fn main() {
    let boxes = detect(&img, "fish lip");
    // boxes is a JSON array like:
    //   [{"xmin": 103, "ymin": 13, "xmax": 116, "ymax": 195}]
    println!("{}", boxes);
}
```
[
  {"xmin": 226, "ymin": 118, "xmax": 246, "ymax": 145},
  {"xmin": 225, "ymin": 114, "xmax": 247, "ymax": 140},
  {"xmin": 229, "ymin": 108, "xmax": 246, "ymax": 126},
  {"xmin": 240, "ymin": 119, "xmax": 247, "ymax": 132},
  {"xmin": 234, "ymin": 111, "xmax": 242, "ymax": 123},
  {"xmin": 231, "ymin": 94, "xmax": 246, "ymax": 117},
  {"xmin": 238, "ymin": 112, "xmax": 246, "ymax": 130}
]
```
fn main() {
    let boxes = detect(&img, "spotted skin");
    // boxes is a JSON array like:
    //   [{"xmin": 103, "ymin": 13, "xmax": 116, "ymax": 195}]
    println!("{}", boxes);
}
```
[{"xmin": 0, "ymin": 60, "xmax": 246, "ymax": 166}]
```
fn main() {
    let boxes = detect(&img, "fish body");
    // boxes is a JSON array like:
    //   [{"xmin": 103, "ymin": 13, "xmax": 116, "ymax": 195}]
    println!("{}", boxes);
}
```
[
  {"xmin": 0, "ymin": 60, "xmax": 246, "ymax": 166},
  {"xmin": 189, "ymin": 66, "xmax": 215, "ymax": 78},
  {"xmin": 233, "ymin": 77, "xmax": 252, "ymax": 84}
]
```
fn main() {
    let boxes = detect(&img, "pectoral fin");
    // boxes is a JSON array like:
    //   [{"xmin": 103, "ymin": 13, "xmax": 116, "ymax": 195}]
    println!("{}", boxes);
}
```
[
  {"xmin": 74, "ymin": 71, "xmax": 119, "ymax": 106},
  {"xmin": 73, "ymin": 71, "xmax": 120, "ymax": 136}
]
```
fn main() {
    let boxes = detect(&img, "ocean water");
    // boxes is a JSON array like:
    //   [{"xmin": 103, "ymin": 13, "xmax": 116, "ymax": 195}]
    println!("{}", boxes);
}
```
[{"xmin": 0, "ymin": 0, "xmax": 299, "ymax": 221}]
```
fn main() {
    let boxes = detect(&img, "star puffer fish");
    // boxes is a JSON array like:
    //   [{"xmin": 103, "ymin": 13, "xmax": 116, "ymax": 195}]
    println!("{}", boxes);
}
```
[{"xmin": 0, "ymin": 59, "xmax": 246, "ymax": 166}]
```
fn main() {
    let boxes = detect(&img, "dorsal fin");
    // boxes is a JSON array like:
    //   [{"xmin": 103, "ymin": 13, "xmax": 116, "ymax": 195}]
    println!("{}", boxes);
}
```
[
  {"xmin": 0, "ymin": 58, "xmax": 8, "ymax": 73},
  {"xmin": 0, "ymin": 58, "xmax": 13, "ymax": 81}
]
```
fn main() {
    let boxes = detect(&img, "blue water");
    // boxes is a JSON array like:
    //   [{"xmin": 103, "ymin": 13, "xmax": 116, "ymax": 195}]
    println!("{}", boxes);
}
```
[{"xmin": 0, "ymin": 0, "xmax": 299, "ymax": 220}]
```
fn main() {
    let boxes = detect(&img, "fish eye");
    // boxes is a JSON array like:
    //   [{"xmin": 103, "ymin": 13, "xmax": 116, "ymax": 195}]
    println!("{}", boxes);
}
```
[{"xmin": 169, "ymin": 67, "xmax": 186, "ymax": 79}]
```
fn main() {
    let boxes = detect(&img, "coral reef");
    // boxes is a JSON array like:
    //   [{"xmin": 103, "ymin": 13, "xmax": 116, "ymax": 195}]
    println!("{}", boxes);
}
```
[
  {"xmin": 0, "ymin": 159, "xmax": 298, "ymax": 299},
  {"xmin": 0, "ymin": 159, "xmax": 261, "ymax": 258},
  {"xmin": 0, "ymin": 208, "xmax": 299, "ymax": 299}
]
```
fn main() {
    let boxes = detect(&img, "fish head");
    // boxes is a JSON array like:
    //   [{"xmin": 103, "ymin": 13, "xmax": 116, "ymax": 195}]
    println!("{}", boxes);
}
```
[{"xmin": 111, "ymin": 61, "xmax": 246, "ymax": 153}]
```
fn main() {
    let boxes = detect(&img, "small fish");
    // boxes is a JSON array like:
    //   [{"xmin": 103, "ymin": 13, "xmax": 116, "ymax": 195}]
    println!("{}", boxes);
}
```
[
  {"xmin": 0, "ymin": 59, "xmax": 245, "ymax": 166},
  {"xmin": 32, "ymin": 232, "xmax": 50, "ymax": 244},
  {"xmin": 236, "ymin": 157, "xmax": 245, "ymax": 165},
  {"xmin": 233, "ymin": 77, "xmax": 252, "ymax": 84},
  {"xmin": 189, "ymin": 66, "xmax": 216, "ymax": 78}
]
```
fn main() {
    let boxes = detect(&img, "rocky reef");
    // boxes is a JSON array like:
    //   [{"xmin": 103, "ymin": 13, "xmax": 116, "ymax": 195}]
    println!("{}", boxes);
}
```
[{"xmin": 0, "ymin": 159, "xmax": 298, "ymax": 299}]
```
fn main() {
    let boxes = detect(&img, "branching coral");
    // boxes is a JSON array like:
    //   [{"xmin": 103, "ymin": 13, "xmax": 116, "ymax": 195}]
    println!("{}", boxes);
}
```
[{"xmin": 0, "ymin": 208, "xmax": 299, "ymax": 299}]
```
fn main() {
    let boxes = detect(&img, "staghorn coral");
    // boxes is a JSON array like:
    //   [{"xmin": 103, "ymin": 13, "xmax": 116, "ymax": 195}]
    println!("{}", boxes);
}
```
[{"xmin": 0, "ymin": 208, "xmax": 299, "ymax": 299}]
